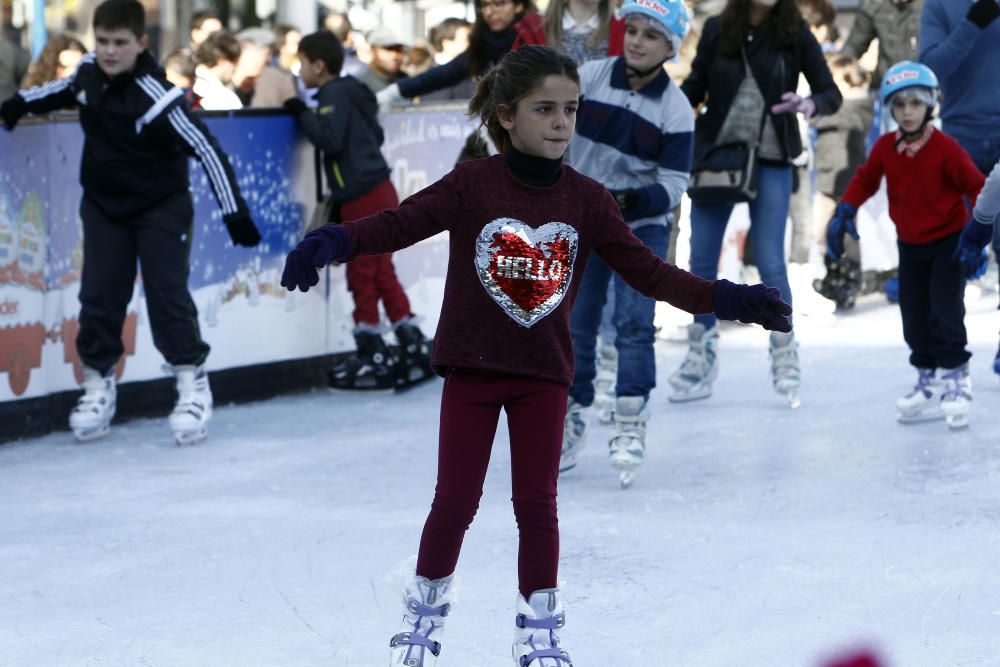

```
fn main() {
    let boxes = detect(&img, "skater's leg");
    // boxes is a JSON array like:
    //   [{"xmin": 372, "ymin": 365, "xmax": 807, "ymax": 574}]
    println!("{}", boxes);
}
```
[
  {"xmin": 568, "ymin": 256, "xmax": 613, "ymax": 408},
  {"xmin": 77, "ymin": 198, "xmax": 139, "ymax": 376},
  {"xmin": 896, "ymin": 239, "xmax": 936, "ymax": 370},
  {"xmin": 372, "ymin": 253, "xmax": 414, "ymax": 323},
  {"xmin": 927, "ymin": 232, "xmax": 971, "ymax": 370},
  {"xmin": 688, "ymin": 197, "xmax": 733, "ymax": 331},
  {"xmin": 505, "ymin": 378, "xmax": 567, "ymax": 598},
  {"xmin": 345, "ymin": 256, "xmax": 381, "ymax": 327},
  {"xmin": 134, "ymin": 193, "xmax": 210, "ymax": 368},
  {"xmin": 612, "ymin": 223, "xmax": 667, "ymax": 398},
  {"xmin": 416, "ymin": 373, "xmax": 502, "ymax": 581},
  {"xmin": 747, "ymin": 165, "xmax": 794, "ymax": 314}
]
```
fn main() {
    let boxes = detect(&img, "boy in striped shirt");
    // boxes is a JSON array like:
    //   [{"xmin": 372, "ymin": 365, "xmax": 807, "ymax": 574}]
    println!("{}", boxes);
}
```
[{"xmin": 558, "ymin": 0, "xmax": 693, "ymax": 486}]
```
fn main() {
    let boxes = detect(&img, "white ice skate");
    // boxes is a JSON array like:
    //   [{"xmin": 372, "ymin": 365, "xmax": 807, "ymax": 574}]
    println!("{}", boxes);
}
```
[
  {"xmin": 69, "ymin": 367, "xmax": 116, "ymax": 441},
  {"xmin": 559, "ymin": 399, "xmax": 589, "ymax": 473},
  {"xmin": 390, "ymin": 574, "xmax": 454, "ymax": 667},
  {"xmin": 769, "ymin": 331, "xmax": 801, "ymax": 409},
  {"xmin": 939, "ymin": 365, "xmax": 972, "ymax": 430},
  {"xmin": 592, "ymin": 344, "xmax": 617, "ymax": 425},
  {"xmin": 608, "ymin": 396, "xmax": 648, "ymax": 489},
  {"xmin": 168, "ymin": 365, "xmax": 213, "ymax": 445},
  {"xmin": 668, "ymin": 323, "xmax": 718, "ymax": 403},
  {"xmin": 896, "ymin": 368, "xmax": 944, "ymax": 424},
  {"xmin": 512, "ymin": 588, "xmax": 573, "ymax": 667}
]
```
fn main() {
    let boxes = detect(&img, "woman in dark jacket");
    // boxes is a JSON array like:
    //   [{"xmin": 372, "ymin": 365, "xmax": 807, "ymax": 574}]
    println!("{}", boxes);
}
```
[
  {"xmin": 668, "ymin": 0, "xmax": 841, "ymax": 408},
  {"xmin": 376, "ymin": 0, "xmax": 544, "ymax": 107}
]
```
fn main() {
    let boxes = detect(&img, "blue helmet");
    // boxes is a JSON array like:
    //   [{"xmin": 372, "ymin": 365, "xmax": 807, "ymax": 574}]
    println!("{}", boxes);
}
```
[
  {"xmin": 619, "ymin": 0, "xmax": 692, "ymax": 56},
  {"xmin": 880, "ymin": 60, "xmax": 939, "ymax": 106}
]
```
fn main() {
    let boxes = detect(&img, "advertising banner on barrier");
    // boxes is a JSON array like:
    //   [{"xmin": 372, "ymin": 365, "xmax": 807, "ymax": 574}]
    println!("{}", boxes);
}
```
[{"xmin": 0, "ymin": 105, "xmax": 476, "ymax": 405}]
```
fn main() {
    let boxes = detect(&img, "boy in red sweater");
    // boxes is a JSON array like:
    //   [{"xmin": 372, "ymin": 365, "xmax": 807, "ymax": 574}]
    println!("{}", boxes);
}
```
[{"xmin": 826, "ymin": 61, "xmax": 985, "ymax": 429}]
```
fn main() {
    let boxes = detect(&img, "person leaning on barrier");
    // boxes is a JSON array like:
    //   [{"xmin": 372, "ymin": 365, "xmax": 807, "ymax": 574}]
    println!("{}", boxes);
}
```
[{"xmin": 0, "ymin": 0, "xmax": 260, "ymax": 446}]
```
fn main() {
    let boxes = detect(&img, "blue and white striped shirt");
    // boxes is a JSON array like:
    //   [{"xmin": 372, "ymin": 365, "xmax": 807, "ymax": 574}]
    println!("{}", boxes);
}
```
[{"xmin": 569, "ymin": 56, "xmax": 693, "ymax": 230}]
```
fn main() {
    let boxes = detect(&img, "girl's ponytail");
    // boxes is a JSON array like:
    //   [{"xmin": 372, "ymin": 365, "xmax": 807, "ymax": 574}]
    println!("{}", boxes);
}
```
[{"xmin": 468, "ymin": 65, "xmax": 511, "ymax": 154}]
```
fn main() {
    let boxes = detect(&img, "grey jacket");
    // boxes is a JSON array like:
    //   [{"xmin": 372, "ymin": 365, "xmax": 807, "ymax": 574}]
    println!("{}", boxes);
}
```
[
  {"xmin": 840, "ymin": 0, "xmax": 923, "ymax": 88},
  {"xmin": 0, "ymin": 40, "xmax": 31, "ymax": 101},
  {"xmin": 974, "ymin": 159, "xmax": 1000, "ymax": 225}
]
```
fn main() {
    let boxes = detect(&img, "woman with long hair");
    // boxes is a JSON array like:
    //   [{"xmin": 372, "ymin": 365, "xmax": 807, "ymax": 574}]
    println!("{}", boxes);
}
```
[
  {"xmin": 542, "ymin": 0, "xmax": 624, "ymax": 65},
  {"xmin": 669, "ymin": 0, "xmax": 841, "ymax": 408},
  {"xmin": 376, "ymin": 0, "xmax": 544, "ymax": 107},
  {"xmin": 21, "ymin": 33, "xmax": 87, "ymax": 88}
]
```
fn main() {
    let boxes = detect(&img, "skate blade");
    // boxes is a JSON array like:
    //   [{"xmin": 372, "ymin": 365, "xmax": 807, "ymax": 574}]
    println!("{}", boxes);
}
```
[
  {"xmin": 668, "ymin": 386, "xmax": 712, "ymax": 403},
  {"xmin": 785, "ymin": 392, "xmax": 801, "ymax": 409},
  {"xmin": 73, "ymin": 424, "xmax": 111, "ymax": 442},
  {"xmin": 174, "ymin": 427, "xmax": 207, "ymax": 446},
  {"xmin": 558, "ymin": 459, "xmax": 578, "ymax": 474},
  {"xmin": 946, "ymin": 415, "xmax": 969, "ymax": 430},
  {"xmin": 619, "ymin": 470, "xmax": 637, "ymax": 489},
  {"xmin": 896, "ymin": 410, "xmax": 945, "ymax": 424}
]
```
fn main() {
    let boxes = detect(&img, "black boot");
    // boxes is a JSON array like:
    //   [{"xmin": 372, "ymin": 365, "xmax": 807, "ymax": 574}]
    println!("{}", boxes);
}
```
[
  {"xmin": 393, "ymin": 321, "xmax": 434, "ymax": 389},
  {"xmin": 328, "ymin": 331, "xmax": 396, "ymax": 390}
]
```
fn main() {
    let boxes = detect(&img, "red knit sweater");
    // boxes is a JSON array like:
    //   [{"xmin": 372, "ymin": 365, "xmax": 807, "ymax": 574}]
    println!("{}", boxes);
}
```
[
  {"xmin": 342, "ymin": 156, "xmax": 716, "ymax": 386},
  {"xmin": 842, "ymin": 129, "xmax": 985, "ymax": 245}
]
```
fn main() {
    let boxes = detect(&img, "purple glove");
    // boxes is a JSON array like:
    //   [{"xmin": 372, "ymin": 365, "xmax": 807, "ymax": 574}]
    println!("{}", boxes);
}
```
[
  {"xmin": 954, "ymin": 218, "xmax": 994, "ymax": 279},
  {"xmin": 713, "ymin": 279, "xmax": 793, "ymax": 332},
  {"xmin": 280, "ymin": 224, "xmax": 352, "ymax": 292}
]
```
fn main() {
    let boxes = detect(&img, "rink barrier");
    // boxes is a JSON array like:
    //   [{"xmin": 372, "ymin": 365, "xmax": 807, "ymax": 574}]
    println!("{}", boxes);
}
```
[{"xmin": 0, "ymin": 104, "xmax": 476, "ymax": 444}]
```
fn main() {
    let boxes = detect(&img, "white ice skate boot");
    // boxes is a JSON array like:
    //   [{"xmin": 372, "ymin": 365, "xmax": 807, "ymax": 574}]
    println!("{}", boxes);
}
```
[
  {"xmin": 608, "ymin": 396, "xmax": 648, "ymax": 489},
  {"xmin": 939, "ymin": 364, "xmax": 972, "ymax": 430},
  {"xmin": 668, "ymin": 323, "xmax": 718, "ymax": 402},
  {"xmin": 769, "ymin": 331, "xmax": 801, "ymax": 409},
  {"xmin": 512, "ymin": 588, "xmax": 573, "ymax": 667},
  {"xmin": 69, "ymin": 366, "xmax": 116, "ymax": 441},
  {"xmin": 559, "ymin": 399, "xmax": 589, "ymax": 473},
  {"xmin": 168, "ymin": 365, "xmax": 213, "ymax": 445},
  {"xmin": 592, "ymin": 344, "xmax": 617, "ymax": 424},
  {"xmin": 390, "ymin": 574, "xmax": 454, "ymax": 667},
  {"xmin": 896, "ymin": 368, "xmax": 944, "ymax": 423}
]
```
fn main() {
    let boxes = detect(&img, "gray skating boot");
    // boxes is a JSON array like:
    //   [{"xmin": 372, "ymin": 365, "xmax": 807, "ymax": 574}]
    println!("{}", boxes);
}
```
[
  {"xmin": 330, "ymin": 330, "xmax": 396, "ymax": 390},
  {"xmin": 939, "ymin": 364, "xmax": 972, "ymax": 430},
  {"xmin": 592, "ymin": 344, "xmax": 617, "ymax": 424},
  {"xmin": 668, "ymin": 323, "xmax": 719, "ymax": 402},
  {"xmin": 512, "ymin": 588, "xmax": 573, "ymax": 666},
  {"xmin": 769, "ymin": 331, "xmax": 801, "ymax": 409},
  {"xmin": 896, "ymin": 367, "xmax": 944, "ymax": 423},
  {"xmin": 69, "ymin": 366, "xmax": 116, "ymax": 441},
  {"xmin": 559, "ymin": 398, "xmax": 589, "ymax": 473},
  {"xmin": 389, "ymin": 574, "xmax": 454, "ymax": 667},
  {"xmin": 608, "ymin": 395, "xmax": 648, "ymax": 489},
  {"xmin": 393, "ymin": 320, "xmax": 434, "ymax": 389},
  {"xmin": 168, "ymin": 365, "xmax": 213, "ymax": 445}
]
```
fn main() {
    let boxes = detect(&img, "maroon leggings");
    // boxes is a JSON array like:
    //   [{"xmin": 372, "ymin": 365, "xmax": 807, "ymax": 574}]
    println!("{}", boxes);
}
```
[
  {"xmin": 340, "ymin": 180, "xmax": 412, "ymax": 326},
  {"xmin": 416, "ymin": 371, "xmax": 568, "ymax": 598}
]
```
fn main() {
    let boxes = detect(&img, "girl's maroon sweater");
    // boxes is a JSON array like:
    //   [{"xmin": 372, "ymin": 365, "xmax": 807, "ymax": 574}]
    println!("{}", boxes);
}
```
[{"xmin": 342, "ymin": 155, "xmax": 716, "ymax": 386}]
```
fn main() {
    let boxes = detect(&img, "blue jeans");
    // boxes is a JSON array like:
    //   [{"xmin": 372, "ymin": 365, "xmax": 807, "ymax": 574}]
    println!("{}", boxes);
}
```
[
  {"xmin": 569, "ymin": 223, "xmax": 669, "ymax": 406},
  {"xmin": 689, "ymin": 164, "xmax": 794, "ymax": 330},
  {"xmin": 947, "ymin": 129, "xmax": 1000, "ymax": 260}
]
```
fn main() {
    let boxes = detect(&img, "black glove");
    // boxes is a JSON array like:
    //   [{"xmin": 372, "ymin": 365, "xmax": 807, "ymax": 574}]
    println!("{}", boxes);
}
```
[
  {"xmin": 282, "ymin": 97, "xmax": 309, "ymax": 116},
  {"xmin": 968, "ymin": 0, "xmax": 1000, "ymax": 28},
  {"xmin": 611, "ymin": 188, "xmax": 639, "ymax": 213},
  {"xmin": 0, "ymin": 94, "xmax": 27, "ymax": 131},
  {"xmin": 281, "ymin": 225, "xmax": 353, "ymax": 292},
  {"xmin": 223, "ymin": 210, "xmax": 262, "ymax": 247},
  {"xmin": 713, "ymin": 279, "xmax": 793, "ymax": 332}
]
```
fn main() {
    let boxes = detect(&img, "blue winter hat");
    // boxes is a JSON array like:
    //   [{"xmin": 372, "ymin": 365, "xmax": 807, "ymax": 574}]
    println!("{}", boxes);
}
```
[
  {"xmin": 881, "ymin": 60, "xmax": 939, "ymax": 106},
  {"xmin": 619, "ymin": 0, "xmax": 691, "ymax": 58}
]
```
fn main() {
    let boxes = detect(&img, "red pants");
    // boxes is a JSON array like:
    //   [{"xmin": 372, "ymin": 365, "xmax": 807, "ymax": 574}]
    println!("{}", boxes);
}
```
[
  {"xmin": 340, "ymin": 180, "xmax": 412, "ymax": 326},
  {"xmin": 416, "ymin": 371, "xmax": 568, "ymax": 597}
]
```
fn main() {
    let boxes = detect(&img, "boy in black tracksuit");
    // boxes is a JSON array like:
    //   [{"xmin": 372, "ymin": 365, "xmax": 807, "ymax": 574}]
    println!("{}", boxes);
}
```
[
  {"xmin": 283, "ymin": 30, "xmax": 431, "ymax": 390},
  {"xmin": 0, "ymin": 0, "xmax": 259, "ymax": 444}
]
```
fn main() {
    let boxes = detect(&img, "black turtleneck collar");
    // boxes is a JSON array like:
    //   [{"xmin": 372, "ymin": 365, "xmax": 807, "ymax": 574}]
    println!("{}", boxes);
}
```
[{"xmin": 505, "ymin": 145, "xmax": 563, "ymax": 187}]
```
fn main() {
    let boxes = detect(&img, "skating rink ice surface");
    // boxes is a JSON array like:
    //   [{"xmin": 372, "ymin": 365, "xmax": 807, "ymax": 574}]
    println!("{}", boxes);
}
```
[{"xmin": 3, "ymin": 294, "xmax": 1000, "ymax": 667}]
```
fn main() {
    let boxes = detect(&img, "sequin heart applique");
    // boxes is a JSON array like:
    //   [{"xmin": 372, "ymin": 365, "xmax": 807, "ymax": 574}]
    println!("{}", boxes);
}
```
[{"xmin": 475, "ymin": 218, "xmax": 579, "ymax": 328}]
